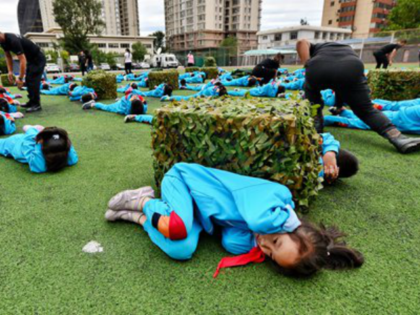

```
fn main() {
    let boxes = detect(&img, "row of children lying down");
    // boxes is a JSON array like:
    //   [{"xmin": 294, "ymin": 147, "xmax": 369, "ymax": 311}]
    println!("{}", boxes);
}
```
[{"xmin": 0, "ymin": 118, "xmax": 364, "ymax": 277}]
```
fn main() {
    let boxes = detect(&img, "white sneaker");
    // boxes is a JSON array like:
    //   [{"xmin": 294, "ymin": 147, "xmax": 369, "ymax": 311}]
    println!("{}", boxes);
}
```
[{"xmin": 108, "ymin": 186, "xmax": 155, "ymax": 211}]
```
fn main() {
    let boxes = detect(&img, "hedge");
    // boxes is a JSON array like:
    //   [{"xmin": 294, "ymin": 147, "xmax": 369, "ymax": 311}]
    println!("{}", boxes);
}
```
[
  {"xmin": 201, "ymin": 67, "xmax": 219, "ymax": 80},
  {"xmin": 368, "ymin": 69, "xmax": 420, "ymax": 101},
  {"xmin": 1, "ymin": 74, "xmax": 15, "ymax": 87},
  {"xmin": 152, "ymin": 97, "xmax": 323, "ymax": 208},
  {"xmin": 204, "ymin": 56, "xmax": 217, "ymax": 67},
  {"xmin": 82, "ymin": 70, "xmax": 117, "ymax": 100},
  {"xmin": 148, "ymin": 70, "xmax": 179, "ymax": 90},
  {"xmin": 185, "ymin": 67, "xmax": 200, "ymax": 73}
]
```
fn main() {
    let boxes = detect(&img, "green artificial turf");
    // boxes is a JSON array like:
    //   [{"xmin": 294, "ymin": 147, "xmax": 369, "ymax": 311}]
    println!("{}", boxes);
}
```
[{"xmin": 1, "ymin": 69, "xmax": 420, "ymax": 314}]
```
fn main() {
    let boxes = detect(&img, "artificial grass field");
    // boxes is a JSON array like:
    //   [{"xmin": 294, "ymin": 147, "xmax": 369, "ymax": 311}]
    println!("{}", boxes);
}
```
[{"xmin": 1, "ymin": 67, "xmax": 420, "ymax": 314}]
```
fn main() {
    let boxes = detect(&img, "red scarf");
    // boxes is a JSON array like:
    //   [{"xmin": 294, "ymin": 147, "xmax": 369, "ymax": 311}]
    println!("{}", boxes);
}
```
[{"xmin": 213, "ymin": 247, "xmax": 266, "ymax": 278}]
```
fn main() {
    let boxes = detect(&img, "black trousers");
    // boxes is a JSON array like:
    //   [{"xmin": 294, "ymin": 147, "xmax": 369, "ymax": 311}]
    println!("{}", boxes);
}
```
[
  {"xmin": 125, "ymin": 62, "xmax": 132, "ymax": 75},
  {"xmin": 252, "ymin": 66, "xmax": 276, "ymax": 85},
  {"xmin": 80, "ymin": 64, "xmax": 87, "ymax": 76},
  {"xmin": 26, "ymin": 53, "xmax": 46, "ymax": 107},
  {"xmin": 305, "ymin": 56, "xmax": 394, "ymax": 135},
  {"xmin": 374, "ymin": 52, "xmax": 389, "ymax": 69}
]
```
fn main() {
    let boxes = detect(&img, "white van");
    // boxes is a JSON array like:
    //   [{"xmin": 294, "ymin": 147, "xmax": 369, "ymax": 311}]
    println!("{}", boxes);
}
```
[{"xmin": 149, "ymin": 54, "xmax": 179, "ymax": 68}]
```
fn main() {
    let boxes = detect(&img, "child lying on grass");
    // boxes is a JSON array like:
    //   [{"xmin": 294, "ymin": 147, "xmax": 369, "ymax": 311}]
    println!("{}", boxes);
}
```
[
  {"xmin": 0, "ymin": 125, "xmax": 78, "ymax": 173},
  {"xmin": 41, "ymin": 83, "xmax": 78, "ymax": 96},
  {"xmin": 161, "ymin": 82, "xmax": 228, "ymax": 102},
  {"xmin": 105, "ymin": 163, "xmax": 364, "ymax": 278},
  {"xmin": 228, "ymin": 80, "xmax": 286, "ymax": 98},
  {"xmin": 82, "ymin": 93, "xmax": 148, "ymax": 116},
  {"xmin": 130, "ymin": 83, "xmax": 174, "ymax": 98},
  {"xmin": 0, "ymin": 111, "xmax": 17, "ymax": 135},
  {"xmin": 221, "ymin": 75, "xmax": 260, "ymax": 87},
  {"xmin": 0, "ymin": 96, "xmax": 21, "ymax": 113}
]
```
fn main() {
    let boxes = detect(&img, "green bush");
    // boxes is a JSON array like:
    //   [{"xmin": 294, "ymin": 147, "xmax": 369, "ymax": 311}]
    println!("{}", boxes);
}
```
[
  {"xmin": 185, "ymin": 67, "xmax": 200, "ymax": 73},
  {"xmin": 368, "ymin": 69, "xmax": 420, "ymax": 101},
  {"xmin": 201, "ymin": 67, "xmax": 218, "ymax": 80},
  {"xmin": 1, "ymin": 74, "xmax": 15, "ymax": 87},
  {"xmin": 204, "ymin": 56, "xmax": 217, "ymax": 67},
  {"xmin": 148, "ymin": 70, "xmax": 179, "ymax": 90},
  {"xmin": 82, "ymin": 70, "xmax": 117, "ymax": 100},
  {"xmin": 152, "ymin": 97, "xmax": 322, "ymax": 209}
]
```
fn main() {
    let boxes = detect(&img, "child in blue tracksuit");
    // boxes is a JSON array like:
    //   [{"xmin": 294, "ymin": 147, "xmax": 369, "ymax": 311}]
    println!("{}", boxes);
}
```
[
  {"xmin": 117, "ymin": 83, "xmax": 139, "ymax": 93},
  {"xmin": 41, "ymin": 83, "xmax": 78, "ymax": 96},
  {"xmin": 83, "ymin": 93, "xmax": 148, "ymax": 116},
  {"xmin": 220, "ymin": 72, "xmax": 233, "ymax": 81},
  {"xmin": 131, "ymin": 84, "xmax": 173, "ymax": 98},
  {"xmin": 0, "ymin": 125, "xmax": 78, "ymax": 173},
  {"xmin": 325, "ymin": 106, "xmax": 420, "ymax": 135},
  {"xmin": 221, "ymin": 75, "xmax": 259, "ymax": 87},
  {"xmin": 373, "ymin": 98, "xmax": 420, "ymax": 111},
  {"xmin": 228, "ymin": 80, "xmax": 286, "ymax": 98},
  {"xmin": 281, "ymin": 78, "xmax": 305, "ymax": 91},
  {"xmin": 116, "ymin": 74, "xmax": 125, "ymax": 83},
  {"xmin": 105, "ymin": 163, "xmax": 363, "ymax": 278},
  {"xmin": 49, "ymin": 76, "xmax": 72, "ymax": 85},
  {"xmin": 69, "ymin": 86, "xmax": 96, "ymax": 102},
  {"xmin": 183, "ymin": 75, "xmax": 204, "ymax": 84},
  {"xmin": 0, "ymin": 86, "xmax": 23, "ymax": 99},
  {"xmin": 124, "ymin": 114, "xmax": 154, "ymax": 124},
  {"xmin": 161, "ymin": 83, "xmax": 228, "ymax": 101},
  {"xmin": 179, "ymin": 80, "xmax": 204, "ymax": 91},
  {"xmin": 0, "ymin": 111, "xmax": 17, "ymax": 135},
  {"xmin": 0, "ymin": 96, "xmax": 19, "ymax": 113}
]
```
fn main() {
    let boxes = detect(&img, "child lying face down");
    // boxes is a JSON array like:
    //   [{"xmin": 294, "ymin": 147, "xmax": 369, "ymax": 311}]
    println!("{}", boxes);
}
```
[
  {"xmin": 229, "ymin": 81, "xmax": 286, "ymax": 98},
  {"xmin": 161, "ymin": 82, "xmax": 228, "ymax": 102},
  {"xmin": 117, "ymin": 82, "xmax": 139, "ymax": 94},
  {"xmin": 105, "ymin": 163, "xmax": 364, "ymax": 278},
  {"xmin": 221, "ymin": 75, "xmax": 260, "ymax": 87},
  {"xmin": 0, "ymin": 111, "xmax": 17, "ymax": 135},
  {"xmin": 0, "ymin": 125, "xmax": 78, "ymax": 173},
  {"xmin": 41, "ymin": 83, "xmax": 78, "ymax": 96},
  {"xmin": 82, "ymin": 93, "xmax": 148, "ymax": 116}
]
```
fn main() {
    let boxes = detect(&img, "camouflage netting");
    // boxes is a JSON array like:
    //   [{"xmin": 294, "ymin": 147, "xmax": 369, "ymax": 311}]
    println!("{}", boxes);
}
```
[
  {"xmin": 1, "ymin": 74, "xmax": 15, "ymax": 87},
  {"xmin": 82, "ymin": 70, "xmax": 117, "ymax": 100},
  {"xmin": 368, "ymin": 69, "xmax": 420, "ymax": 101},
  {"xmin": 152, "ymin": 97, "xmax": 323, "ymax": 208}
]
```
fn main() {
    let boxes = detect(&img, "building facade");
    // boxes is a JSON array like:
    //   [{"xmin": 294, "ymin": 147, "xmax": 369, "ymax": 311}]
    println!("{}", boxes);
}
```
[
  {"xmin": 165, "ymin": 0, "xmax": 261, "ymax": 54},
  {"xmin": 25, "ymin": 28, "xmax": 154, "ymax": 55},
  {"xmin": 321, "ymin": 0, "xmax": 397, "ymax": 38},
  {"xmin": 18, "ymin": 0, "xmax": 140, "ymax": 37},
  {"xmin": 257, "ymin": 26, "xmax": 352, "ymax": 50}
]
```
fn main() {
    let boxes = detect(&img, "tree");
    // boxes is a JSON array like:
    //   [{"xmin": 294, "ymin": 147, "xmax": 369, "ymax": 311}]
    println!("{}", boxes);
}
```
[
  {"xmin": 220, "ymin": 36, "xmax": 238, "ymax": 57},
  {"xmin": 53, "ymin": 0, "xmax": 105, "ymax": 54},
  {"xmin": 132, "ymin": 42, "xmax": 148, "ymax": 62},
  {"xmin": 60, "ymin": 50, "xmax": 70, "ymax": 65},
  {"xmin": 149, "ymin": 31, "xmax": 165, "ymax": 52},
  {"xmin": 386, "ymin": 0, "xmax": 420, "ymax": 30}
]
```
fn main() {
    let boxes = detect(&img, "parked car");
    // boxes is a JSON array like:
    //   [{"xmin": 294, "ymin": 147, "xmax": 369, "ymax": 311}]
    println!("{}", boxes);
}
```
[
  {"xmin": 45, "ymin": 63, "xmax": 61, "ymax": 73},
  {"xmin": 99, "ymin": 63, "xmax": 111, "ymax": 71},
  {"xmin": 139, "ymin": 62, "xmax": 150, "ymax": 69},
  {"xmin": 148, "ymin": 54, "xmax": 179, "ymax": 68},
  {"xmin": 66, "ymin": 63, "xmax": 80, "ymax": 72},
  {"xmin": 115, "ymin": 63, "xmax": 125, "ymax": 70}
]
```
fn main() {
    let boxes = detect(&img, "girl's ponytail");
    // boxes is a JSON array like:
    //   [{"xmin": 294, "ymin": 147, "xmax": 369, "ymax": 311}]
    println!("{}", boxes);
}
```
[{"xmin": 326, "ymin": 245, "xmax": 364, "ymax": 270}]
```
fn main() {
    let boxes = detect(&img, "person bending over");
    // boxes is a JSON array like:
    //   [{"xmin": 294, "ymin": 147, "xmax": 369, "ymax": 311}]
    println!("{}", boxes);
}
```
[
  {"xmin": 373, "ymin": 40, "xmax": 407, "ymax": 69},
  {"xmin": 0, "ymin": 125, "xmax": 78, "ymax": 173},
  {"xmin": 83, "ymin": 93, "xmax": 147, "ymax": 116},
  {"xmin": 252, "ymin": 53, "xmax": 283, "ymax": 85},
  {"xmin": 105, "ymin": 163, "xmax": 364, "ymax": 278},
  {"xmin": 297, "ymin": 39, "xmax": 420, "ymax": 154}
]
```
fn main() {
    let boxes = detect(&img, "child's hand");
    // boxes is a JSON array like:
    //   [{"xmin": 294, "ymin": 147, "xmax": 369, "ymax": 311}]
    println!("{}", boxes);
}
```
[{"xmin": 323, "ymin": 151, "xmax": 339, "ymax": 183}]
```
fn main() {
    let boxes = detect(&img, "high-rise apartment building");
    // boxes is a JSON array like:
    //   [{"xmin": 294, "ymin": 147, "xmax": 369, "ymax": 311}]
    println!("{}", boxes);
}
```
[
  {"xmin": 18, "ymin": 0, "xmax": 140, "ymax": 36},
  {"xmin": 165, "ymin": 0, "xmax": 262, "ymax": 53},
  {"xmin": 321, "ymin": 0, "xmax": 397, "ymax": 38}
]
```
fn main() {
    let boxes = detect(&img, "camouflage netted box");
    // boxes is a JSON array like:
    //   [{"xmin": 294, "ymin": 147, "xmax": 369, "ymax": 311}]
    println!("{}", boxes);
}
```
[
  {"xmin": 368, "ymin": 69, "xmax": 420, "ymax": 101},
  {"xmin": 148, "ymin": 70, "xmax": 179, "ymax": 90},
  {"xmin": 152, "ymin": 97, "xmax": 323, "ymax": 208},
  {"xmin": 1, "ymin": 74, "xmax": 15, "ymax": 87},
  {"xmin": 82, "ymin": 70, "xmax": 117, "ymax": 100}
]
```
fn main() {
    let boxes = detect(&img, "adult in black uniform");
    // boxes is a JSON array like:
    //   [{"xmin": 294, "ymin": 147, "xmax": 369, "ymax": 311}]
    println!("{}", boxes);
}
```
[
  {"xmin": 373, "ymin": 40, "xmax": 407, "ymax": 69},
  {"xmin": 0, "ymin": 32, "xmax": 46, "ymax": 112},
  {"xmin": 252, "ymin": 53, "xmax": 283, "ymax": 85},
  {"xmin": 297, "ymin": 39, "xmax": 420, "ymax": 154}
]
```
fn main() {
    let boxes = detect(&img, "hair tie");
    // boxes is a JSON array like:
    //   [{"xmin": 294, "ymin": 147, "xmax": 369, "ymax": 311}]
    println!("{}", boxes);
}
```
[{"xmin": 53, "ymin": 134, "xmax": 60, "ymax": 140}]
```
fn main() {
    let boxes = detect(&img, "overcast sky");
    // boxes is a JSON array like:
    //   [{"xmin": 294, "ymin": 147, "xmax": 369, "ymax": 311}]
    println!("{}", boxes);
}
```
[{"xmin": 0, "ymin": 0, "xmax": 323, "ymax": 35}]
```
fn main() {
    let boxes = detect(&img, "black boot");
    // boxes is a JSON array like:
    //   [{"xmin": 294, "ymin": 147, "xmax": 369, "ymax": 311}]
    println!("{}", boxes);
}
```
[
  {"xmin": 388, "ymin": 134, "xmax": 420, "ymax": 154},
  {"xmin": 26, "ymin": 105, "xmax": 42, "ymax": 113}
]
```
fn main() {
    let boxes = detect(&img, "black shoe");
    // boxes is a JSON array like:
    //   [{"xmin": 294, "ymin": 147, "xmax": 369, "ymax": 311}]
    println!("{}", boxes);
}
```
[
  {"xmin": 20, "ymin": 103, "xmax": 34, "ymax": 108},
  {"xmin": 26, "ymin": 105, "xmax": 42, "ymax": 113},
  {"xmin": 389, "ymin": 134, "xmax": 420, "ymax": 154}
]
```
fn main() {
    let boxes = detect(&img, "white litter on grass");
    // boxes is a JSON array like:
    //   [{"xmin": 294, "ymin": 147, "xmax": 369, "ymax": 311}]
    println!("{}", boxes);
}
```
[{"xmin": 83, "ymin": 241, "xmax": 104, "ymax": 254}]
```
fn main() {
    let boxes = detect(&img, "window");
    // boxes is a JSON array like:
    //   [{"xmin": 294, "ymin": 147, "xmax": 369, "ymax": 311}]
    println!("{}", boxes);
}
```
[
  {"xmin": 330, "ymin": 1, "xmax": 334, "ymax": 6},
  {"xmin": 262, "ymin": 36, "xmax": 268, "ymax": 40},
  {"xmin": 37, "ymin": 42, "xmax": 50, "ymax": 48},
  {"xmin": 97, "ymin": 43, "xmax": 107, "ymax": 48},
  {"xmin": 322, "ymin": 32, "xmax": 328, "ymax": 40},
  {"xmin": 290, "ymin": 31, "xmax": 298, "ymax": 40},
  {"xmin": 274, "ymin": 33, "xmax": 282, "ymax": 41},
  {"xmin": 120, "ymin": 43, "xmax": 130, "ymax": 48},
  {"xmin": 328, "ymin": 19, "xmax": 332, "ymax": 25},
  {"xmin": 108, "ymin": 43, "xmax": 119, "ymax": 48},
  {"xmin": 314, "ymin": 31, "xmax": 321, "ymax": 39}
]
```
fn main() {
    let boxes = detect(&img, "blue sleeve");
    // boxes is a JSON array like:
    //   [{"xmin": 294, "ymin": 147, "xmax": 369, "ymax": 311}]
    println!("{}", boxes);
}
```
[
  {"xmin": 134, "ymin": 115, "xmax": 153, "ymax": 124},
  {"xmin": 321, "ymin": 133, "xmax": 340, "ymax": 155},
  {"xmin": 67, "ymin": 146, "xmax": 79, "ymax": 166}
]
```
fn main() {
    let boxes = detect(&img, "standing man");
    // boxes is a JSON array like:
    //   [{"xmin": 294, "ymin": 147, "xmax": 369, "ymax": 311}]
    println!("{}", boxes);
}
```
[
  {"xmin": 78, "ymin": 51, "xmax": 87, "ymax": 76},
  {"xmin": 373, "ymin": 40, "xmax": 407, "ymax": 69},
  {"xmin": 296, "ymin": 39, "xmax": 420, "ymax": 154},
  {"xmin": 0, "ymin": 32, "xmax": 46, "ymax": 112}
]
